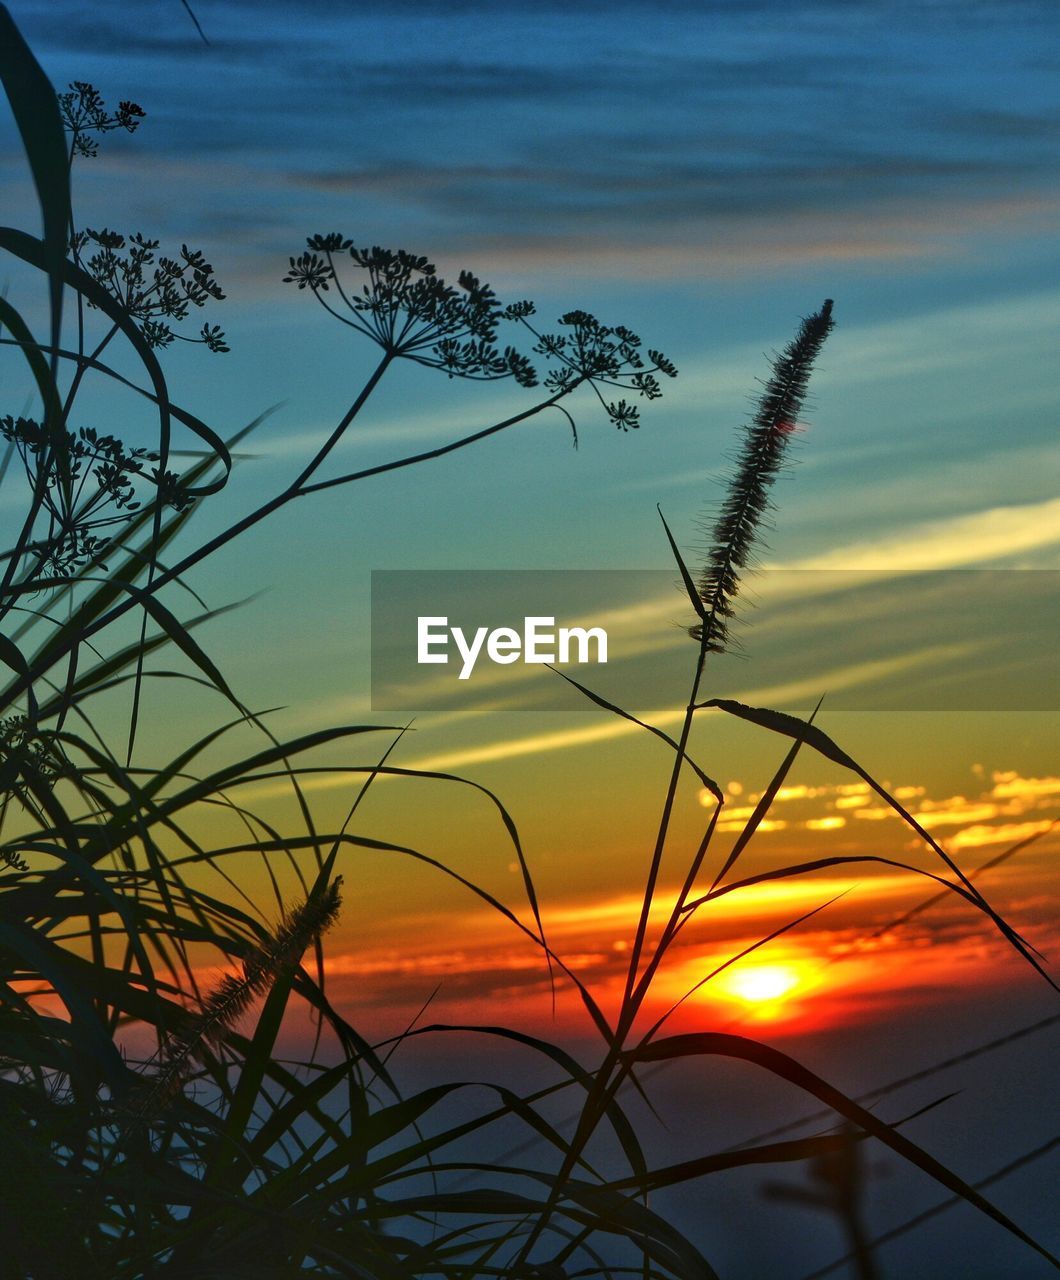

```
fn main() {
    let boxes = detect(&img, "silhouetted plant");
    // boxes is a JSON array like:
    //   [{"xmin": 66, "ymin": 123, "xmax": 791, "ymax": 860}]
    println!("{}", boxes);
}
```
[
  {"xmin": 57, "ymin": 79, "xmax": 144, "ymax": 159},
  {"xmin": 130, "ymin": 878, "xmax": 344, "ymax": 1120},
  {"xmin": 0, "ymin": 64, "xmax": 672, "ymax": 700},
  {"xmin": 502, "ymin": 299, "xmax": 1055, "ymax": 1277},
  {"xmin": 72, "ymin": 228, "xmax": 228, "ymax": 352},
  {"xmin": 284, "ymin": 236, "xmax": 676, "ymax": 430},
  {"xmin": 691, "ymin": 299, "xmax": 833, "ymax": 650},
  {"xmin": 0, "ymin": 416, "xmax": 175, "ymax": 576}
]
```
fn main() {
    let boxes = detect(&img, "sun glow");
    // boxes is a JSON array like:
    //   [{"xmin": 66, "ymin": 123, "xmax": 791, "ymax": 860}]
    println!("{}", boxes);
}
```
[{"xmin": 720, "ymin": 963, "xmax": 803, "ymax": 1005}]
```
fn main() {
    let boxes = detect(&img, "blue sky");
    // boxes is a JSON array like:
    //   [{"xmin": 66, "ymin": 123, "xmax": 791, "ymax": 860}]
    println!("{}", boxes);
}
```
[
  {"xmin": 9, "ymin": 2, "xmax": 1057, "ymax": 480},
  {"xmin": 1, "ymin": 0, "xmax": 1056, "ymax": 744},
  {"xmin": 3, "ymin": 0, "xmax": 1057, "ymax": 794}
]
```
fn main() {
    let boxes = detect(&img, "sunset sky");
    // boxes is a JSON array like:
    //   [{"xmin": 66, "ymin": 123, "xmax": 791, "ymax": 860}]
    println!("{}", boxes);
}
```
[{"xmin": 1, "ymin": 2, "xmax": 1058, "ymax": 1271}]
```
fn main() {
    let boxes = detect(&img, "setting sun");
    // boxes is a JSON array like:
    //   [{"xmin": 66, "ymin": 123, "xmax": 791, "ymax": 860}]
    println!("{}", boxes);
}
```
[{"xmin": 721, "ymin": 963, "xmax": 803, "ymax": 1005}]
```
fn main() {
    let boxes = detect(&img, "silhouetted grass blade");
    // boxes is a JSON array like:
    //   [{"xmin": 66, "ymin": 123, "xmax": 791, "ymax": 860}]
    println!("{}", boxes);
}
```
[{"xmin": 0, "ymin": 5, "xmax": 69, "ymax": 361}]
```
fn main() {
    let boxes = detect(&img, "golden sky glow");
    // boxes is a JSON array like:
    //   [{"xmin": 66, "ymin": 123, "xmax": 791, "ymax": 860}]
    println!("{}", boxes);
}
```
[
  {"xmin": 715, "ymin": 962, "xmax": 806, "ymax": 1007},
  {"xmin": 300, "ymin": 763, "xmax": 1059, "ymax": 1040}
]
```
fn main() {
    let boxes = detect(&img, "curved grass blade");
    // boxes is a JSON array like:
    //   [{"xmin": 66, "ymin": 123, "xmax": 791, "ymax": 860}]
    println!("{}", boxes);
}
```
[
  {"xmin": 0, "ymin": 6, "xmax": 68, "ymax": 360},
  {"xmin": 700, "ymin": 698, "xmax": 1056, "ymax": 987},
  {"xmin": 708, "ymin": 697, "xmax": 822, "ymax": 892},
  {"xmin": 629, "ymin": 1031, "xmax": 1060, "ymax": 1271},
  {"xmin": 548, "ymin": 664, "xmax": 722, "ymax": 801}
]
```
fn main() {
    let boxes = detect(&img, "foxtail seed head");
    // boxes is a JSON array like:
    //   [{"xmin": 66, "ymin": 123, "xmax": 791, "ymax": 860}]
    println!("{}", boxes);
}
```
[{"xmin": 691, "ymin": 300, "xmax": 834, "ymax": 651}]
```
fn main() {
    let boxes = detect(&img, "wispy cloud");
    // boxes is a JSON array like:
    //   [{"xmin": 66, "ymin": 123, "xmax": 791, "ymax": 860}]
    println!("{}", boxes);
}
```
[
  {"xmin": 778, "ymin": 495, "xmax": 1060, "ymax": 572},
  {"xmin": 357, "ymin": 644, "xmax": 975, "ymax": 776},
  {"xmin": 16, "ymin": 0, "xmax": 1060, "ymax": 283},
  {"xmin": 241, "ymin": 637, "xmax": 979, "ymax": 800}
]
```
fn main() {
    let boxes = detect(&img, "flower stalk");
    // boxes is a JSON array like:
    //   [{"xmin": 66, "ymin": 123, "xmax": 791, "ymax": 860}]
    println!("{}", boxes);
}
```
[{"xmin": 693, "ymin": 298, "xmax": 834, "ymax": 650}]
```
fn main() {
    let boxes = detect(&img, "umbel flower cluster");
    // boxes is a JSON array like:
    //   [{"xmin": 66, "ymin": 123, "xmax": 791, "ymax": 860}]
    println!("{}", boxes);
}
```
[
  {"xmin": 0, "ymin": 84, "xmax": 228, "ymax": 591},
  {"xmin": 284, "ymin": 235, "xmax": 678, "ymax": 431},
  {"xmin": 59, "ymin": 83, "xmax": 228, "ymax": 355},
  {"xmin": 0, "ymin": 417, "xmax": 186, "ymax": 576},
  {"xmin": 0, "ymin": 715, "xmax": 70, "ymax": 870},
  {"xmin": 71, "ymin": 229, "xmax": 228, "ymax": 352},
  {"xmin": 57, "ymin": 79, "xmax": 144, "ymax": 158}
]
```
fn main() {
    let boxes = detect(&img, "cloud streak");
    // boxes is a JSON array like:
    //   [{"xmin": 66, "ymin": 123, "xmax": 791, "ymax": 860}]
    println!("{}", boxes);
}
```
[
  {"xmin": 14, "ymin": 0, "xmax": 1060, "ymax": 283},
  {"xmin": 779, "ymin": 495, "xmax": 1060, "ymax": 572}
]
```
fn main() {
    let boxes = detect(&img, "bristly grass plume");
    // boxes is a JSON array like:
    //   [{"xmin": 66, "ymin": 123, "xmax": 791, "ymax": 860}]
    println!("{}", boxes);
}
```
[
  {"xmin": 133, "ymin": 879, "xmax": 343, "ymax": 1117},
  {"xmin": 691, "ymin": 299, "xmax": 834, "ymax": 650}
]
